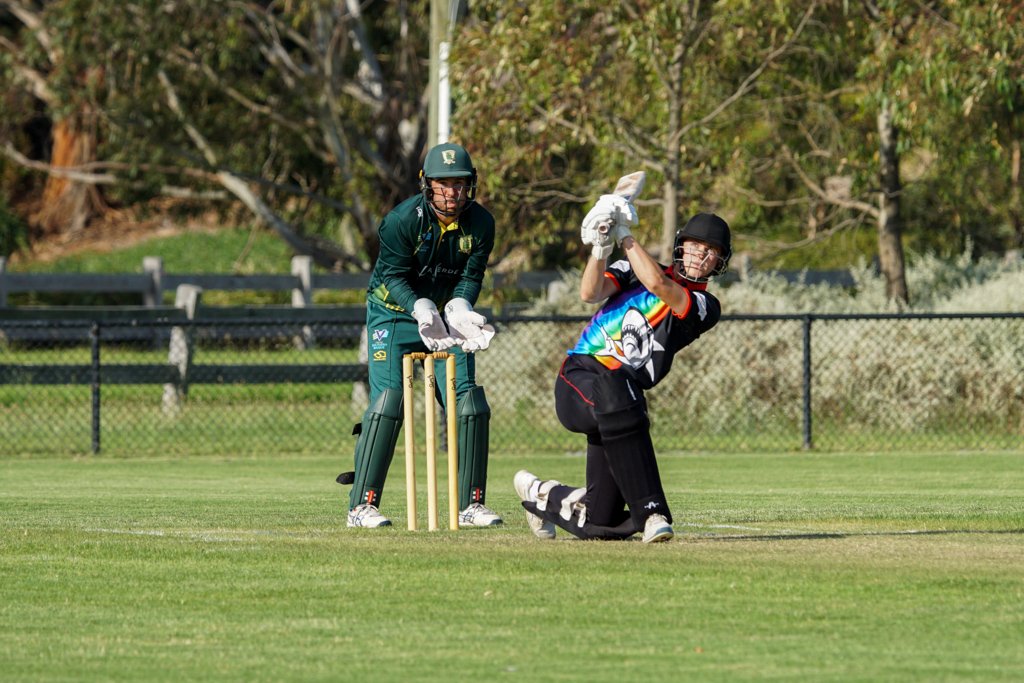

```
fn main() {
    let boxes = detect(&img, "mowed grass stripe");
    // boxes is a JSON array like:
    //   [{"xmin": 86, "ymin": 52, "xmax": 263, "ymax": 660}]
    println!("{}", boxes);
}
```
[{"xmin": 2, "ymin": 451, "xmax": 1022, "ymax": 682}]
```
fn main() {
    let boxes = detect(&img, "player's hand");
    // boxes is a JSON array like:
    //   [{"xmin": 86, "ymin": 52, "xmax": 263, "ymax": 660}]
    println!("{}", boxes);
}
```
[
  {"xmin": 444, "ymin": 298, "xmax": 496, "ymax": 352},
  {"xmin": 412, "ymin": 298, "xmax": 456, "ymax": 351},
  {"xmin": 580, "ymin": 214, "xmax": 614, "ymax": 260},
  {"xmin": 611, "ymin": 214, "xmax": 635, "ymax": 246},
  {"xmin": 582, "ymin": 194, "xmax": 637, "ymax": 257}
]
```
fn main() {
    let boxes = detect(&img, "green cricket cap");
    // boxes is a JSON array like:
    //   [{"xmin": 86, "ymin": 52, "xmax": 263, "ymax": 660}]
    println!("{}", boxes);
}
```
[{"xmin": 422, "ymin": 142, "xmax": 475, "ymax": 178}]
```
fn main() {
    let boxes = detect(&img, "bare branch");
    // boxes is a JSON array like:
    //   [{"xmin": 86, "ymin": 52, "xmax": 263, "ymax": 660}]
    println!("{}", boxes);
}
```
[
  {"xmin": 0, "ymin": 36, "xmax": 53, "ymax": 102},
  {"xmin": 3, "ymin": 142, "xmax": 117, "ymax": 184},
  {"xmin": 781, "ymin": 145, "xmax": 879, "ymax": 217},
  {"xmin": 742, "ymin": 212, "xmax": 872, "ymax": 259},
  {"xmin": 343, "ymin": 0, "xmax": 387, "ymax": 103},
  {"xmin": 150, "ymin": 66, "xmax": 360, "ymax": 268},
  {"xmin": 157, "ymin": 70, "xmax": 219, "ymax": 167},
  {"xmin": 531, "ymin": 104, "xmax": 668, "ymax": 178},
  {"xmin": 729, "ymin": 180, "xmax": 813, "ymax": 209},
  {"xmin": 166, "ymin": 47, "xmax": 327, "ymax": 163},
  {"xmin": 2, "ymin": 141, "xmax": 228, "ymax": 199},
  {"xmin": 1, "ymin": 0, "xmax": 58, "ymax": 62},
  {"xmin": 676, "ymin": 1, "xmax": 820, "ymax": 143}
]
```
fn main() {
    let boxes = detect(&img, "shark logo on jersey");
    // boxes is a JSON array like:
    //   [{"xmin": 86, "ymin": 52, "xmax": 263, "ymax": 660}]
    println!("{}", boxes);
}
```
[{"xmin": 596, "ymin": 307, "xmax": 663, "ymax": 382}]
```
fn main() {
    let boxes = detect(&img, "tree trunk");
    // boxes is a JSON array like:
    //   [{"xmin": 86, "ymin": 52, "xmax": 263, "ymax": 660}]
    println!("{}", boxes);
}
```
[
  {"xmin": 1010, "ymin": 138, "xmax": 1022, "ymax": 251},
  {"xmin": 660, "ymin": 179, "xmax": 679, "ymax": 263},
  {"xmin": 32, "ymin": 114, "xmax": 105, "ymax": 237},
  {"xmin": 876, "ymin": 106, "xmax": 908, "ymax": 306},
  {"xmin": 659, "ymin": 46, "xmax": 685, "ymax": 263}
]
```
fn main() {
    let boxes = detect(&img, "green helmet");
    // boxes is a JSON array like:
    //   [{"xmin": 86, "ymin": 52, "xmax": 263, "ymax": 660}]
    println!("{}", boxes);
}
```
[
  {"xmin": 420, "ymin": 142, "xmax": 478, "ymax": 218},
  {"xmin": 422, "ymin": 142, "xmax": 475, "ymax": 178}
]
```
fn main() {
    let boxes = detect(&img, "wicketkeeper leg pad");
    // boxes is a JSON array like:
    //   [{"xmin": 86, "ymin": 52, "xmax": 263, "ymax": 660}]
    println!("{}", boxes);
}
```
[
  {"xmin": 347, "ymin": 388, "xmax": 404, "ymax": 510},
  {"xmin": 456, "ymin": 386, "xmax": 490, "ymax": 508}
]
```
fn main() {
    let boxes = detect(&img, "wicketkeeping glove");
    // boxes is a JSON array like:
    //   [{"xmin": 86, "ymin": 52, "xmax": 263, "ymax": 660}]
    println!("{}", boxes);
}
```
[
  {"xmin": 412, "ymin": 298, "xmax": 456, "ymax": 351},
  {"xmin": 444, "ymin": 297, "xmax": 496, "ymax": 353}
]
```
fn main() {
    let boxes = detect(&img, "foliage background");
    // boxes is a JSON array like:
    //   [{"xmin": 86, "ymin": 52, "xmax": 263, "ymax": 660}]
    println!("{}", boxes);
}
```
[{"xmin": 1, "ymin": 1, "xmax": 1021, "ymax": 286}]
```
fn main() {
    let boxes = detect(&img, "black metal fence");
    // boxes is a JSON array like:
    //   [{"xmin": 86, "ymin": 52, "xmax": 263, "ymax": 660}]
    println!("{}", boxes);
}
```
[{"xmin": 2, "ymin": 312, "xmax": 1022, "ymax": 455}]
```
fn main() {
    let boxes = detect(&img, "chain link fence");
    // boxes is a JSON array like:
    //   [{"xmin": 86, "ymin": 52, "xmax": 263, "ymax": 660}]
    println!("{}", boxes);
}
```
[{"xmin": 2, "ymin": 313, "xmax": 1022, "ymax": 456}]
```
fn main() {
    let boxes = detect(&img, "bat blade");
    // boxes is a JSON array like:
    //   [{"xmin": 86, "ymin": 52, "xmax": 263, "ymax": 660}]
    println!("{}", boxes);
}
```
[{"xmin": 611, "ymin": 171, "xmax": 645, "ymax": 202}]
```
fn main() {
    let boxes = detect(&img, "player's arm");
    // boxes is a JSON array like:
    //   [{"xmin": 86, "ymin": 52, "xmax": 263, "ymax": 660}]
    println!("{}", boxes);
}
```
[
  {"xmin": 580, "ymin": 253, "xmax": 620, "ymax": 303},
  {"xmin": 579, "ymin": 173, "xmax": 649, "ymax": 304},
  {"xmin": 620, "ymin": 235, "xmax": 689, "ymax": 314},
  {"xmin": 373, "ymin": 212, "xmax": 421, "ymax": 312}
]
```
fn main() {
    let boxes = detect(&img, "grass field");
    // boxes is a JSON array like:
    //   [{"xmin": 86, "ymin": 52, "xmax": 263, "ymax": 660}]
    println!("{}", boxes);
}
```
[{"xmin": 2, "ymin": 451, "xmax": 1022, "ymax": 682}]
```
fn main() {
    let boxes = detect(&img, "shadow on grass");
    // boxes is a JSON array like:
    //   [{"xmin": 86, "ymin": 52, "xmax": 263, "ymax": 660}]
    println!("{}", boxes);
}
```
[{"xmin": 695, "ymin": 528, "xmax": 1024, "ymax": 542}]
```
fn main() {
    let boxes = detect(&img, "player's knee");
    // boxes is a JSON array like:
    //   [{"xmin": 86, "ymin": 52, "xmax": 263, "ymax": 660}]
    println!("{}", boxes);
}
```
[
  {"xmin": 352, "ymin": 388, "xmax": 403, "ymax": 446},
  {"xmin": 457, "ymin": 386, "xmax": 490, "ymax": 417},
  {"xmin": 371, "ymin": 387, "xmax": 404, "ymax": 419},
  {"xmin": 592, "ymin": 372, "xmax": 647, "ymax": 439}
]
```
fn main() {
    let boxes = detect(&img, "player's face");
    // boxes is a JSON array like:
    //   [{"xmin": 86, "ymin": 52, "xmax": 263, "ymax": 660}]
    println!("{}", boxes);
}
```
[
  {"xmin": 428, "ymin": 177, "xmax": 468, "ymax": 220},
  {"xmin": 677, "ymin": 239, "xmax": 721, "ymax": 281}
]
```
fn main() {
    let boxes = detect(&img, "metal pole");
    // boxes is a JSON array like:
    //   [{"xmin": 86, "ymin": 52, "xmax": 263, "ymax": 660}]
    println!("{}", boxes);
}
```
[
  {"xmin": 90, "ymin": 322, "xmax": 101, "ymax": 455},
  {"xmin": 801, "ymin": 315, "xmax": 813, "ymax": 450},
  {"xmin": 428, "ymin": 0, "xmax": 446, "ymax": 147}
]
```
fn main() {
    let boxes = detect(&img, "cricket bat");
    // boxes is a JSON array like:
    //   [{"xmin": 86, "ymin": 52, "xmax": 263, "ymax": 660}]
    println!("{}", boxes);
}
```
[{"xmin": 611, "ymin": 171, "xmax": 646, "ymax": 203}]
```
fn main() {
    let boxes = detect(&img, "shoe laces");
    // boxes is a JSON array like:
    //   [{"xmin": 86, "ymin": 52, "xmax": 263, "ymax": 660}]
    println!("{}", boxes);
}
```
[
  {"xmin": 352, "ymin": 504, "xmax": 378, "ymax": 518},
  {"xmin": 461, "ymin": 502, "xmax": 489, "ymax": 519}
]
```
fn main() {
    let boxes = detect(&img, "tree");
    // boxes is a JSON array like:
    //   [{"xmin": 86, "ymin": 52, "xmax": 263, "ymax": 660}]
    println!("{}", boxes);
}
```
[
  {"xmin": 1, "ymin": 0, "xmax": 433, "ymax": 269},
  {"xmin": 894, "ymin": 2, "xmax": 1024, "ymax": 254},
  {"xmin": 0, "ymin": 1, "xmax": 107, "ymax": 236},
  {"xmin": 452, "ymin": 1, "xmax": 819, "ymax": 266},
  {"xmin": 763, "ymin": 1, "xmax": 1024, "ymax": 305}
]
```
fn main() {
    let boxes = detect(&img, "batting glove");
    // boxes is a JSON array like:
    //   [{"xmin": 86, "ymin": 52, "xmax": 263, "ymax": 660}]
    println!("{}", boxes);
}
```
[{"xmin": 582, "ymin": 194, "xmax": 638, "ymax": 256}]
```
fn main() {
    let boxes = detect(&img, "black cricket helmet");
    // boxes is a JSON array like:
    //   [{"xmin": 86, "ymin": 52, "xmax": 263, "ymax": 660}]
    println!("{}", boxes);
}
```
[
  {"xmin": 673, "ymin": 212, "xmax": 732, "ymax": 282},
  {"xmin": 419, "ymin": 142, "xmax": 477, "ymax": 217}
]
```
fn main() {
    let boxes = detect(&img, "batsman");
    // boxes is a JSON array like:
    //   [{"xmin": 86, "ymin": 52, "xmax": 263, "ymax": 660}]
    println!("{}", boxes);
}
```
[
  {"xmin": 340, "ymin": 142, "xmax": 502, "ymax": 529},
  {"xmin": 514, "ymin": 172, "xmax": 732, "ymax": 542}
]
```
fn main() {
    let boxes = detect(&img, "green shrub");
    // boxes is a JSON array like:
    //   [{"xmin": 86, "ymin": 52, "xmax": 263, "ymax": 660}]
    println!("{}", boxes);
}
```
[{"xmin": 0, "ymin": 195, "xmax": 28, "ymax": 258}]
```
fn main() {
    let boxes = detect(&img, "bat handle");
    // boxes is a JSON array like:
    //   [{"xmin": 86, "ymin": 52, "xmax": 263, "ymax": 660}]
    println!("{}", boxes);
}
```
[{"xmin": 597, "ymin": 207, "xmax": 621, "ymax": 235}]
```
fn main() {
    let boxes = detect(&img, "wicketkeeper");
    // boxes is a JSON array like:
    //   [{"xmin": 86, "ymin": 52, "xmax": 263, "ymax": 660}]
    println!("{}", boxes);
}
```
[
  {"xmin": 514, "ymin": 181, "xmax": 732, "ymax": 542},
  {"xmin": 340, "ymin": 142, "xmax": 502, "ymax": 529}
]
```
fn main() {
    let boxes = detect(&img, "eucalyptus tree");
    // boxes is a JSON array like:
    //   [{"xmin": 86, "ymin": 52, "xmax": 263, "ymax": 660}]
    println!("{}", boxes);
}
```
[
  {"xmin": 452, "ymin": 1, "xmax": 819, "ymax": 266},
  {"xmin": 0, "ymin": 0, "xmax": 432, "ymax": 269},
  {"xmin": 890, "ymin": 2, "xmax": 1024, "ymax": 255},
  {"xmin": 760, "ymin": 1, "xmax": 1023, "ymax": 305}
]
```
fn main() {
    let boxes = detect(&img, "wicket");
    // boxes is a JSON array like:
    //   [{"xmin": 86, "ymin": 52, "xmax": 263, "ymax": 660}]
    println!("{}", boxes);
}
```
[{"xmin": 403, "ymin": 352, "xmax": 459, "ymax": 531}]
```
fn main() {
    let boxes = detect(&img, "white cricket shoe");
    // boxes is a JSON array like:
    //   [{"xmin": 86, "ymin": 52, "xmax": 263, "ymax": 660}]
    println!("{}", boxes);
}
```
[
  {"xmin": 347, "ymin": 504, "xmax": 392, "ymax": 528},
  {"xmin": 458, "ymin": 502, "xmax": 504, "ymax": 527},
  {"xmin": 642, "ymin": 513, "xmax": 674, "ymax": 543},
  {"xmin": 513, "ymin": 470, "xmax": 557, "ymax": 540}
]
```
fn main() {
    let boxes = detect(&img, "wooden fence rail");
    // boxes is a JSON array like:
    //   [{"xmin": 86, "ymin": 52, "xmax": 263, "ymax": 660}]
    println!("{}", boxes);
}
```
[
  {"xmin": 0, "ymin": 283, "xmax": 369, "ymax": 419},
  {"xmin": 0, "ymin": 255, "xmax": 570, "ymax": 307}
]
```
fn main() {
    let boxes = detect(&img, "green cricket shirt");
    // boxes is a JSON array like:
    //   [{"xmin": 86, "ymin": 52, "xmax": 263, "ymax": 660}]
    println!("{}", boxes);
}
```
[{"xmin": 367, "ymin": 194, "xmax": 495, "ymax": 313}]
